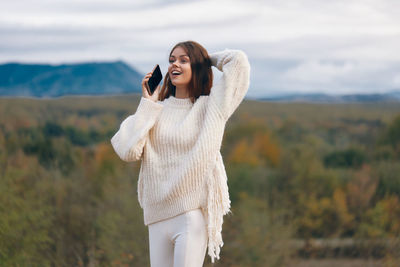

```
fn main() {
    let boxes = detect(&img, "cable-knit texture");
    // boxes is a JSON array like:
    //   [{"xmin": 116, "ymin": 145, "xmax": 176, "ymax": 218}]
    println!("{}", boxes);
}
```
[{"xmin": 111, "ymin": 49, "xmax": 250, "ymax": 262}]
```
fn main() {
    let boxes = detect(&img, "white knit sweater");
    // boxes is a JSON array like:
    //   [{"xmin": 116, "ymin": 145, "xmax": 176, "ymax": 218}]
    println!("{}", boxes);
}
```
[{"xmin": 111, "ymin": 49, "xmax": 250, "ymax": 262}]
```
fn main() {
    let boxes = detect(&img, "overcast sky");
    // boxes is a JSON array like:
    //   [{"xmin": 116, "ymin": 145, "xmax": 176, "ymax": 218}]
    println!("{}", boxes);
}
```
[{"xmin": 1, "ymin": 0, "xmax": 400, "ymax": 98}]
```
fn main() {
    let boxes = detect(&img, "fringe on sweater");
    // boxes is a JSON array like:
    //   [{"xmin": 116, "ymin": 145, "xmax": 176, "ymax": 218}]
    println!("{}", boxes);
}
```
[{"xmin": 202, "ymin": 154, "xmax": 231, "ymax": 263}]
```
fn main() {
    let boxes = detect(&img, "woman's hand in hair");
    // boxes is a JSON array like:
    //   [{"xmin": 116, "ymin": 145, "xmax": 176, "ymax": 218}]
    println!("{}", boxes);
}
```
[{"xmin": 142, "ymin": 72, "xmax": 160, "ymax": 102}]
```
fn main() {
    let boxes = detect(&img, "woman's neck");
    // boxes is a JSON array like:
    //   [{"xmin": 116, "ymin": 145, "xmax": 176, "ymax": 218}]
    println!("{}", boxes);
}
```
[{"xmin": 175, "ymin": 86, "xmax": 189, "ymax": 99}]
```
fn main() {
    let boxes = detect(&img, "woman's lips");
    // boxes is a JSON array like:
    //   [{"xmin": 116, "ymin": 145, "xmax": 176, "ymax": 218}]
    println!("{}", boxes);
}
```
[{"xmin": 171, "ymin": 72, "xmax": 182, "ymax": 78}]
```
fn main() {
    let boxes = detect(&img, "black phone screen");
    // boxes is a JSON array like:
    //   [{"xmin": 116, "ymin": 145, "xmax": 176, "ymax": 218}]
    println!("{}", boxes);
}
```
[{"xmin": 147, "ymin": 65, "xmax": 163, "ymax": 95}]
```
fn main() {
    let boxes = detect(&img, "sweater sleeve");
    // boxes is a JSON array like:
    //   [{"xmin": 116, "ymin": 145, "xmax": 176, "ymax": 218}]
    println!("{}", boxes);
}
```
[
  {"xmin": 209, "ymin": 49, "xmax": 251, "ymax": 120},
  {"xmin": 111, "ymin": 97, "xmax": 163, "ymax": 162}
]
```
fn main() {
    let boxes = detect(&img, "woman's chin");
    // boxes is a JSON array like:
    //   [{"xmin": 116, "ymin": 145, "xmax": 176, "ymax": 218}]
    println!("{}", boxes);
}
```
[
  {"xmin": 171, "ymin": 81, "xmax": 183, "ymax": 87},
  {"xmin": 171, "ymin": 78, "xmax": 190, "ymax": 88}
]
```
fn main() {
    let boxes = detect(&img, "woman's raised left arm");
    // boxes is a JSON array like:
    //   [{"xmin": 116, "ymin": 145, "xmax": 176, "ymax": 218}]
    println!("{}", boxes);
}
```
[{"xmin": 209, "ymin": 49, "xmax": 251, "ymax": 120}]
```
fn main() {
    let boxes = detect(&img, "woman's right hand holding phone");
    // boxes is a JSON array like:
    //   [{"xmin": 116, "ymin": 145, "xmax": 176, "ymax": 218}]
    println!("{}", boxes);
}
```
[{"xmin": 142, "ymin": 72, "xmax": 160, "ymax": 102}]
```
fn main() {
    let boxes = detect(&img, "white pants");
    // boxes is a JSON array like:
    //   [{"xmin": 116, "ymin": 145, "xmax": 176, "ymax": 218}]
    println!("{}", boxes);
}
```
[{"xmin": 148, "ymin": 208, "xmax": 208, "ymax": 267}]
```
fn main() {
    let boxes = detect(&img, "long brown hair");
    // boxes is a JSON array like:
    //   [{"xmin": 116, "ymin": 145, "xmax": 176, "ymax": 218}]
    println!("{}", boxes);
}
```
[{"xmin": 159, "ymin": 41, "xmax": 213, "ymax": 104}]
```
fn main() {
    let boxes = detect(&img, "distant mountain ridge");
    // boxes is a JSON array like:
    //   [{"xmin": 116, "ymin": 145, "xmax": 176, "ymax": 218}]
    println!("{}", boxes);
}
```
[
  {"xmin": 1, "ymin": 61, "xmax": 400, "ymax": 102},
  {"xmin": 0, "ymin": 61, "xmax": 143, "ymax": 97},
  {"xmin": 258, "ymin": 91, "xmax": 400, "ymax": 103}
]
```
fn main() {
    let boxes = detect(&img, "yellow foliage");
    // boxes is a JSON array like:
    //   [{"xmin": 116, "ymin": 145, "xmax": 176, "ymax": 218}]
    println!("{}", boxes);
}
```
[
  {"xmin": 347, "ymin": 165, "xmax": 377, "ymax": 213},
  {"xmin": 298, "ymin": 192, "xmax": 357, "ymax": 238},
  {"xmin": 95, "ymin": 143, "xmax": 115, "ymax": 165},
  {"xmin": 253, "ymin": 132, "xmax": 280, "ymax": 167},
  {"xmin": 379, "ymin": 195, "xmax": 400, "ymax": 236},
  {"xmin": 333, "ymin": 188, "xmax": 354, "ymax": 230},
  {"xmin": 298, "ymin": 195, "xmax": 334, "ymax": 237},
  {"xmin": 227, "ymin": 132, "xmax": 281, "ymax": 167},
  {"xmin": 360, "ymin": 195, "xmax": 400, "ymax": 238},
  {"xmin": 228, "ymin": 139, "xmax": 261, "ymax": 166}
]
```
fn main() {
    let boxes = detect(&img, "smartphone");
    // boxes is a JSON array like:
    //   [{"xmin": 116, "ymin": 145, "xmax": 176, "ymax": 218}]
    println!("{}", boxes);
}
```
[{"xmin": 147, "ymin": 64, "xmax": 163, "ymax": 95}]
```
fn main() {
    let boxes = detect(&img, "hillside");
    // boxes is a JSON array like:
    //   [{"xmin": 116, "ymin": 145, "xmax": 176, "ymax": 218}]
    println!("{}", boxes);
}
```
[
  {"xmin": 259, "ymin": 91, "xmax": 400, "ymax": 103},
  {"xmin": 0, "ymin": 61, "xmax": 142, "ymax": 97}
]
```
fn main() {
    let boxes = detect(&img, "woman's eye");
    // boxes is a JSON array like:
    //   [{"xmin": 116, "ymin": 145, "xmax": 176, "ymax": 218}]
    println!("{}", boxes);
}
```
[{"xmin": 168, "ymin": 58, "xmax": 189, "ymax": 64}]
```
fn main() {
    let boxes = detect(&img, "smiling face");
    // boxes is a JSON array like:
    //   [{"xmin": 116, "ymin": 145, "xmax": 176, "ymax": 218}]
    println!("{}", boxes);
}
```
[
  {"xmin": 159, "ymin": 41, "xmax": 213, "ymax": 102},
  {"xmin": 168, "ymin": 46, "xmax": 192, "ymax": 89}
]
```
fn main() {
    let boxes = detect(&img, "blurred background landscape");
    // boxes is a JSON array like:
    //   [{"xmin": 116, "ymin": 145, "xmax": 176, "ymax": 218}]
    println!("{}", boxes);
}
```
[
  {"xmin": 1, "ymin": 95, "xmax": 399, "ymax": 266},
  {"xmin": 1, "ymin": 0, "xmax": 400, "ymax": 266}
]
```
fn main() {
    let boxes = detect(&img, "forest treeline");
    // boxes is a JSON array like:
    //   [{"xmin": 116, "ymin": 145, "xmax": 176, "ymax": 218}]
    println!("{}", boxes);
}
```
[{"xmin": 0, "ymin": 95, "xmax": 400, "ymax": 266}]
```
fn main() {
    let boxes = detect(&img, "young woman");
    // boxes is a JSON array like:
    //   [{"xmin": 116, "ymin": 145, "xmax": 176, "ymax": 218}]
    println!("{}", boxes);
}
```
[{"xmin": 111, "ymin": 40, "xmax": 250, "ymax": 267}]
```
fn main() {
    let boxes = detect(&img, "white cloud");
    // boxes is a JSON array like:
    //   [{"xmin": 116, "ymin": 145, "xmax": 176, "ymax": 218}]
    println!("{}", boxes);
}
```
[
  {"xmin": 282, "ymin": 60, "xmax": 356, "ymax": 84},
  {"xmin": 0, "ymin": 0, "xmax": 254, "ymax": 30},
  {"xmin": 394, "ymin": 74, "xmax": 400, "ymax": 86},
  {"xmin": 247, "ymin": 59, "xmax": 400, "ymax": 97}
]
